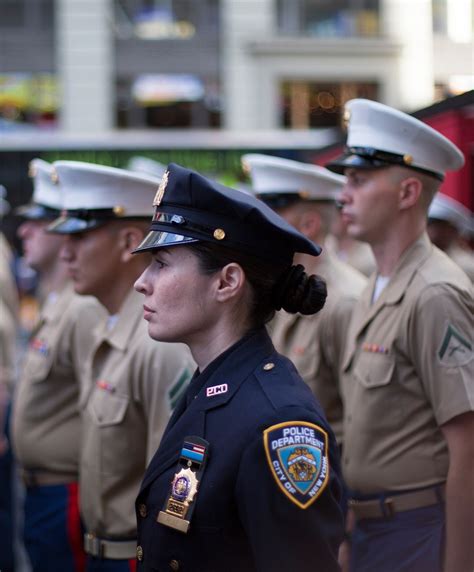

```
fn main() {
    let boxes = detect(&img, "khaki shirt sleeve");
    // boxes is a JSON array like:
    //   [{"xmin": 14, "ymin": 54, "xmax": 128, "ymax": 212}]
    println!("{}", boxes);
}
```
[
  {"xmin": 322, "ymin": 295, "xmax": 358, "ymax": 376},
  {"xmin": 408, "ymin": 283, "xmax": 474, "ymax": 425},
  {"xmin": 136, "ymin": 342, "xmax": 194, "ymax": 462},
  {"xmin": 69, "ymin": 298, "xmax": 106, "ymax": 393}
]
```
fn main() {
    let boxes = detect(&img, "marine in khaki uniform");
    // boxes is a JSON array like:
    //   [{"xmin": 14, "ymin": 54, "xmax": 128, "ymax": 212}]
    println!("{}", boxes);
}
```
[
  {"xmin": 48, "ymin": 161, "xmax": 194, "ymax": 572},
  {"xmin": 327, "ymin": 99, "xmax": 474, "ymax": 572},
  {"xmin": 325, "ymin": 212, "xmax": 376, "ymax": 278},
  {"xmin": 0, "ymin": 231, "xmax": 18, "ymax": 398},
  {"xmin": 243, "ymin": 154, "xmax": 366, "ymax": 443},
  {"xmin": 12, "ymin": 159, "xmax": 105, "ymax": 572},
  {"xmin": 427, "ymin": 192, "xmax": 474, "ymax": 283},
  {"xmin": 0, "ymin": 228, "xmax": 18, "ymax": 572}
]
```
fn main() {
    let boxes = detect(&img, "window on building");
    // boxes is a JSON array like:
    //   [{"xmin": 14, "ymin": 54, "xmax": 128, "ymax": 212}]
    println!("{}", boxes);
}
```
[
  {"xmin": 277, "ymin": 0, "xmax": 380, "ymax": 38},
  {"xmin": 0, "ymin": 0, "xmax": 54, "ymax": 31},
  {"xmin": 116, "ymin": 74, "xmax": 221, "ymax": 128},
  {"xmin": 280, "ymin": 81, "xmax": 379, "ymax": 128},
  {"xmin": 115, "ymin": 0, "xmax": 218, "ymax": 40}
]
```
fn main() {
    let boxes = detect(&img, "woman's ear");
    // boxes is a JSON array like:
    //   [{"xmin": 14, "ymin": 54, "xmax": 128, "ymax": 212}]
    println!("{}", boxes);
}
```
[{"xmin": 215, "ymin": 263, "xmax": 246, "ymax": 302}]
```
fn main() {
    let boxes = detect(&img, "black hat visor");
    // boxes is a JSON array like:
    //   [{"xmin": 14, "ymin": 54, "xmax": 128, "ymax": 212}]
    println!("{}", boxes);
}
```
[
  {"xmin": 15, "ymin": 203, "xmax": 60, "ymax": 220},
  {"xmin": 326, "ymin": 152, "xmax": 390, "ymax": 175},
  {"xmin": 327, "ymin": 147, "xmax": 444, "ymax": 181},
  {"xmin": 47, "ymin": 215, "xmax": 108, "ymax": 234}
]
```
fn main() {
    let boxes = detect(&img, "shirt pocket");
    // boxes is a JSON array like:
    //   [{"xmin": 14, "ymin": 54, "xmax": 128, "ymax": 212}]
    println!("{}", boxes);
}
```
[
  {"xmin": 353, "ymin": 351, "xmax": 396, "ymax": 388},
  {"xmin": 22, "ymin": 346, "xmax": 55, "ymax": 384},
  {"xmin": 88, "ymin": 386, "xmax": 129, "ymax": 427}
]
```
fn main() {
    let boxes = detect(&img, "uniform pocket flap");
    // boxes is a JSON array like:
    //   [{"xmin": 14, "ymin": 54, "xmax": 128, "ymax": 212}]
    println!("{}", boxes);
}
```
[
  {"xmin": 353, "ymin": 352, "xmax": 395, "ymax": 388},
  {"xmin": 88, "ymin": 388, "xmax": 129, "ymax": 426},
  {"xmin": 22, "ymin": 347, "xmax": 55, "ymax": 383}
]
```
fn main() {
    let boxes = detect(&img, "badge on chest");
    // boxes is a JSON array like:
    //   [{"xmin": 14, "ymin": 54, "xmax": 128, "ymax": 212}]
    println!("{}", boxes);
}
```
[{"xmin": 157, "ymin": 436, "xmax": 210, "ymax": 533}]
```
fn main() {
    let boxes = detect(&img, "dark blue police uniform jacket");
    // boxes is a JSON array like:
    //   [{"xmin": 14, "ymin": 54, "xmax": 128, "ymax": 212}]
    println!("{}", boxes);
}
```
[{"xmin": 136, "ymin": 328, "xmax": 344, "ymax": 571}]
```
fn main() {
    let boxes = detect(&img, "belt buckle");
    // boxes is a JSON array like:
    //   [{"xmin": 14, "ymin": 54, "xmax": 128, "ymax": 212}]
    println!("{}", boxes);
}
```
[
  {"xmin": 382, "ymin": 497, "xmax": 395, "ymax": 518},
  {"xmin": 85, "ymin": 533, "xmax": 104, "ymax": 558}
]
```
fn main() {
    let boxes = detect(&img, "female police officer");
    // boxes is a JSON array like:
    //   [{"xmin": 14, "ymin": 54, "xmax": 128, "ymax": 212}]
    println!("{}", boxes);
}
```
[{"xmin": 132, "ymin": 163, "xmax": 344, "ymax": 571}]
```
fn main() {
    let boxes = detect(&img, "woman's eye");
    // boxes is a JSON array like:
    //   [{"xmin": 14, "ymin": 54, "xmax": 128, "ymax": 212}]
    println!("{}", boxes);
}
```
[{"xmin": 154, "ymin": 259, "xmax": 165, "ymax": 269}]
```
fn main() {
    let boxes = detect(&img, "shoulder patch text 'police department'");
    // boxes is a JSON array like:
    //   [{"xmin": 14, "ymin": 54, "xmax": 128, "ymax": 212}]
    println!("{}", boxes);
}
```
[{"xmin": 263, "ymin": 421, "xmax": 329, "ymax": 509}]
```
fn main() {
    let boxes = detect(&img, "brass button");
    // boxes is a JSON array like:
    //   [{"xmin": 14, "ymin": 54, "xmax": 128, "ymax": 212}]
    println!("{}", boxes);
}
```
[
  {"xmin": 213, "ymin": 228, "xmax": 225, "ymax": 240},
  {"xmin": 138, "ymin": 503, "xmax": 147, "ymax": 518},
  {"xmin": 263, "ymin": 362, "xmax": 275, "ymax": 371},
  {"xmin": 169, "ymin": 559, "xmax": 180, "ymax": 571},
  {"xmin": 136, "ymin": 545, "xmax": 144, "ymax": 561}
]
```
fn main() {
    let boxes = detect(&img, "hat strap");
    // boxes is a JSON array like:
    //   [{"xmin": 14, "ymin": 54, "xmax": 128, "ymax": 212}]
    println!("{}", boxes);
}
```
[{"xmin": 347, "ymin": 147, "xmax": 444, "ymax": 182}]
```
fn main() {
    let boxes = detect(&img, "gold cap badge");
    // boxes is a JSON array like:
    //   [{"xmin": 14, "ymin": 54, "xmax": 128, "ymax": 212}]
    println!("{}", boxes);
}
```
[
  {"xmin": 113, "ymin": 205, "xmax": 125, "ymax": 217},
  {"xmin": 213, "ymin": 228, "xmax": 226, "ymax": 240},
  {"xmin": 403, "ymin": 154, "xmax": 413, "ymax": 165},
  {"xmin": 153, "ymin": 170, "xmax": 169, "ymax": 207}
]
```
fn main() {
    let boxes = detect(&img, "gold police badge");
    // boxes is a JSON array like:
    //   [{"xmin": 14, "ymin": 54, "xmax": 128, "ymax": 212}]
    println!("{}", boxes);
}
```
[
  {"xmin": 158, "ymin": 467, "xmax": 199, "ymax": 533},
  {"xmin": 153, "ymin": 170, "xmax": 169, "ymax": 206}
]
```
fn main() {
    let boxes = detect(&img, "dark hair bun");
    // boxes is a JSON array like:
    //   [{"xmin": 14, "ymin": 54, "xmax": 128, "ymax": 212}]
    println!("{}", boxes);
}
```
[{"xmin": 272, "ymin": 264, "xmax": 327, "ymax": 315}]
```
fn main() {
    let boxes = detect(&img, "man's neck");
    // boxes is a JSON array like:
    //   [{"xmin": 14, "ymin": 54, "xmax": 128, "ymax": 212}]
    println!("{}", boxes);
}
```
[{"xmin": 370, "ymin": 220, "xmax": 426, "ymax": 276}]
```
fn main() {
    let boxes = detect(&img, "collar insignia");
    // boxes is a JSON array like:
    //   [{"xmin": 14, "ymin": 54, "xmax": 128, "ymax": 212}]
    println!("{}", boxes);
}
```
[{"xmin": 206, "ymin": 383, "xmax": 228, "ymax": 397}]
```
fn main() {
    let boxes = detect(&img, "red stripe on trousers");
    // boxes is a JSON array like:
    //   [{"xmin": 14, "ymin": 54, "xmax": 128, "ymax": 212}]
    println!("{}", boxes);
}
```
[
  {"xmin": 66, "ymin": 482, "xmax": 86, "ymax": 572},
  {"xmin": 129, "ymin": 559, "xmax": 137, "ymax": 572}
]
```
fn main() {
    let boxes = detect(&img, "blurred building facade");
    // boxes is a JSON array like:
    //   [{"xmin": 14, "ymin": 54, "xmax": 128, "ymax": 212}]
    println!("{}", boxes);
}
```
[{"xmin": 0, "ymin": 0, "xmax": 472, "ymax": 133}]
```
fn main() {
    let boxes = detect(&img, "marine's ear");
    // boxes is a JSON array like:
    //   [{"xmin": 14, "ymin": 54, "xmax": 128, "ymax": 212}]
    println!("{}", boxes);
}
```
[{"xmin": 118, "ymin": 225, "xmax": 147, "ymax": 263}]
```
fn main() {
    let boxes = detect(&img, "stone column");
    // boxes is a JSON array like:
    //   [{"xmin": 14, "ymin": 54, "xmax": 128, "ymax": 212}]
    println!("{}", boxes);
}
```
[
  {"xmin": 56, "ymin": 0, "xmax": 114, "ymax": 132},
  {"xmin": 220, "ymin": 0, "xmax": 275, "ymax": 129},
  {"xmin": 380, "ymin": 0, "xmax": 434, "ymax": 111}
]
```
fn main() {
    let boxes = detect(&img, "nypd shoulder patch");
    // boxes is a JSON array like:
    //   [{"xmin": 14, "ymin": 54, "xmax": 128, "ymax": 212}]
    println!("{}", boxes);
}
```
[{"xmin": 263, "ymin": 421, "xmax": 329, "ymax": 509}]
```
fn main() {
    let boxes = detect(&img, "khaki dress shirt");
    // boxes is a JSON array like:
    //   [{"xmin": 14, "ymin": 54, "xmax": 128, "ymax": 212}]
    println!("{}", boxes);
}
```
[
  {"xmin": 447, "ymin": 245, "xmax": 474, "ymax": 284},
  {"xmin": 80, "ymin": 289, "xmax": 194, "ymax": 540},
  {"xmin": 271, "ymin": 252, "xmax": 367, "ymax": 442},
  {"xmin": 12, "ymin": 284, "xmax": 104, "ymax": 475},
  {"xmin": 325, "ymin": 234, "xmax": 376, "ymax": 278},
  {"xmin": 0, "ymin": 233, "xmax": 18, "ymax": 389},
  {"xmin": 341, "ymin": 233, "xmax": 473, "ymax": 494}
]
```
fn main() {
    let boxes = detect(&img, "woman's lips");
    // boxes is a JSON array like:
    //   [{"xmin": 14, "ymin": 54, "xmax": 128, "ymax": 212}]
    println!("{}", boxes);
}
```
[{"xmin": 143, "ymin": 305, "xmax": 155, "ymax": 320}]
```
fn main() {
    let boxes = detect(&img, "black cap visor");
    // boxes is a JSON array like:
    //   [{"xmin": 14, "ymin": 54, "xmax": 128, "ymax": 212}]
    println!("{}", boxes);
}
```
[
  {"xmin": 258, "ymin": 193, "xmax": 303, "ymax": 210},
  {"xmin": 15, "ymin": 203, "xmax": 60, "ymax": 220},
  {"xmin": 47, "ymin": 216, "xmax": 107, "ymax": 234},
  {"xmin": 133, "ymin": 210, "xmax": 321, "ymax": 261},
  {"xmin": 327, "ymin": 147, "xmax": 444, "ymax": 181},
  {"xmin": 326, "ymin": 153, "xmax": 389, "ymax": 175},
  {"xmin": 133, "ymin": 229, "xmax": 198, "ymax": 254}
]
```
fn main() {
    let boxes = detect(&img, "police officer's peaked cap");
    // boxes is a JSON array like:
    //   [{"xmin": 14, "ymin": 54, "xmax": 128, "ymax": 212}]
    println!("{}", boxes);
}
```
[
  {"xmin": 428, "ymin": 193, "xmax": 473, "ymax": 235},
  {"xmin": 15, "ymin": 158, "xmax": 61, "ymax": 220},
  {"xmin": 242, "ymin": 153, "xmax": 345, "ymax": 209},
  {"xmin": 327, "ymin": 99, "xmax": 464, "ymax": 181},
  {"xmin": 133, "ymin": 163, "xmax": 321, "ymax": 265},
  {"xmin": 47, "ymin": 161, "xmax": 161, "ymax": 234}
]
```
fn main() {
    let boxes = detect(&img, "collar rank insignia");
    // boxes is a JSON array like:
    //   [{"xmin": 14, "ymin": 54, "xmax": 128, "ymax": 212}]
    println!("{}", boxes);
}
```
[
  {"xmin": 157, "ymin": 436, "xmax": 209, "ymax": 533},
  {"xmin": 263, "ymin": 421, "xmax": 329, "ymax": 509},
  {"xmin": 153, "ymin": 169, "xmax": 169, "ymax": 207}
]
